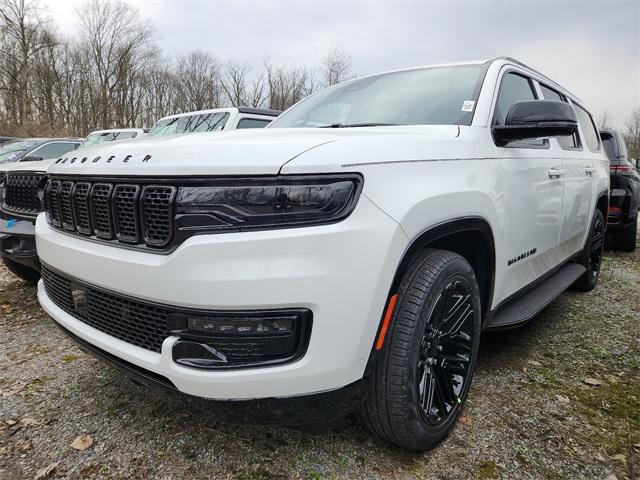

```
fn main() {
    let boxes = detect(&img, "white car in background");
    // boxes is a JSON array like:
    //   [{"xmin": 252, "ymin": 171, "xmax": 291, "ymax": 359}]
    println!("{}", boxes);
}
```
[
  {"xmin": 80, "ymin": 128, "xmax": 148, "ymax": 148},
  {"xmin": 147, "ymin": 107, "xmax": 280, "ymax": 137}
]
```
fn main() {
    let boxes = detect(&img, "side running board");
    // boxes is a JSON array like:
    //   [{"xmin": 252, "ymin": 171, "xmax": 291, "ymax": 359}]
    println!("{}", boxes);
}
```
[{"xmin": 488, "ymin": 263, "xmax": 586, "ymax": 329}]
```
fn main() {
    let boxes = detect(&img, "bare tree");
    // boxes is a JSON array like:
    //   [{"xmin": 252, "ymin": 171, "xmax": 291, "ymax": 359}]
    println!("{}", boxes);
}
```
[
  {"xmin": 0, "ymin": 4, "xmax": 353, "ymax": 136},
  {"xmin": 173, "ymin": 50, "xmax": 221, "ymax": 112},
  {"xmin": 623, "ymin": 107, "xmax": 640, "ymax": 160},
  {"xmin": 221, "ymin": 61, "xmax": 250, "ymax": 107},
  {"xmin": 597, "ymin": 109, "xmax": 612, "ymax": 130},
  {"xmin": 0, "ymin": 0, "xmax": 55, "ymax": 126},
  {"xmin": 247, "ymin": 73, "xmax": 267, "ymax": 108},
  {"xmin": 75, "ymin": 0, "xmax": 156, "ymax": 130},
  {"xmin": 264, "ymin": 59, "xmax": 315, "ymax": 110},
  {"xmin": 322, "ymin": 47, "xmax": 352, "ymax": 86}
]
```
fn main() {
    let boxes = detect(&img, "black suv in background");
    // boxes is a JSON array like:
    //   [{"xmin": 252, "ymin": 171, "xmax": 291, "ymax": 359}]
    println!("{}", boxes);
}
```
[{"xmin": 600, "ymin": 129, "xmax": 639, "ymax": 251}]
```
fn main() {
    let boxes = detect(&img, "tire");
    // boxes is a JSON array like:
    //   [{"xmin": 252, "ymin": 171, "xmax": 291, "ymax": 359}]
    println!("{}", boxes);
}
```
[
  {"xmin": 358, "ymin": 249, "xmax": 481, "ymax": 451},
  {"xmin": 572, "ymin": 209, "xmax": 605, "ymax": 292},
  {"xmin": 613, "ymin": 219, "xmax": 637, "ymax": 252},
  {"xmin": 2, "ymin": 257, "xmax": 40, "ymax": 284}
]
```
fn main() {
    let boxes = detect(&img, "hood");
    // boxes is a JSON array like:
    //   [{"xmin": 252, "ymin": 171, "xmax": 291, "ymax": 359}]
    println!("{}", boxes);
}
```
[
  {"xmin": 47, "ymin": 126, "xmax": 460, "ymax": 177},
  {"xmin": 2, "ymin": 157, "xmax": 58, "ymax": 174}
]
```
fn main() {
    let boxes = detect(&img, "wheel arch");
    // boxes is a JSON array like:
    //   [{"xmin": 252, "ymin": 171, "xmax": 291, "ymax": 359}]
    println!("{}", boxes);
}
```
[
  {"xmin": 364, "ymin": 215, "xmax": 495, "ymax": 378},
  {"xmin": 387, "ymin": 216, "xmax": 496, "ymax": 325}
]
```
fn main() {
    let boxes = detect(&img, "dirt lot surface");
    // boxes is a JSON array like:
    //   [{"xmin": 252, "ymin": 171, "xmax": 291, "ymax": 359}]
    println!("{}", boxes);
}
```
[{"xmin": 1, "ymin": 242, "xmax": 638, "ymax": 479}]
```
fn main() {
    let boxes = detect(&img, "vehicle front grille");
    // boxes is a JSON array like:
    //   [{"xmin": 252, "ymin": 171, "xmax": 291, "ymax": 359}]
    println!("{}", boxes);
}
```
[
  {"xmin": 2, "ymin": 173, "xmax": 47, "ymax": 217},
  {"xmin": 45, "ymin": 178, "xmax": 175, "ymax": 249},
  {"xmin": 41, "ymin": 264, "xmax": 170, "ymax": 353}
]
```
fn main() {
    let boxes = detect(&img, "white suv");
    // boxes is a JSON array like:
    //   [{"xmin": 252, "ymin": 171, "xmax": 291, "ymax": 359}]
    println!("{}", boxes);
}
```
[{"xmin": 36, "ymin": 57, "xmax": 609, "ymax": 451}]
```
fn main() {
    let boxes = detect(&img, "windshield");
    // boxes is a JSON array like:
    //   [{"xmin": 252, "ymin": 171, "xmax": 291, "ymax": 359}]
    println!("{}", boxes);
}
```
[
  {"xmin": 148, "ymin": 112, "xmax": 230, "ymax": 137},
  {"xmin": 81, "ymin": 131, "xmax": 139, "ymax": 148},
  {"xmin": 270, "ymin": 65, "xmax": 486, "ymax": 128},
  {"xmin": 0, "ymin": 140, "xmax": 37, "ymax": 164}
]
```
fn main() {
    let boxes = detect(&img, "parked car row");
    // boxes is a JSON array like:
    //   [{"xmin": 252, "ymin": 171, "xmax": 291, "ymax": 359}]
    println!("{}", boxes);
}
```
[
  {"xmin": 0, "ymin": 107, "xmax": 280, "ymax": 283},
  {"xmin": 0, "ymin": 58, "xmax": 633, "ymax": 451}
]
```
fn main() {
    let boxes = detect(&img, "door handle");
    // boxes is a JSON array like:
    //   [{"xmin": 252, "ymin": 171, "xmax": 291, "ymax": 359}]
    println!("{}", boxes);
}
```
[
  {"xmin": 548, "ymin": 168, "xmax": 565, "ymax": 178},
  {"xmin": 585, "ymin": 167, "xmax": 596, "ymax": 176}
]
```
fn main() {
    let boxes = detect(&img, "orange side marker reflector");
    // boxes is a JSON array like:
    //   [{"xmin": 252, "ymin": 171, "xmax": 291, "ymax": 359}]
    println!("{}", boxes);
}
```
[{"xmin": 376, "ymin": 294, "xmax": 398, "ymax": 350}]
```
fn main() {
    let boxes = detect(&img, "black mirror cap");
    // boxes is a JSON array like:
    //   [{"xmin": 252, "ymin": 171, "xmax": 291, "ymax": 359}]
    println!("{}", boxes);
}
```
[
  {"xmin": 505, "ymin": 100, "xmax": 578, "ymax": 125},
  {"xmin": 493, "ymin": 100, "xmax": 579, "ymax": 147}
]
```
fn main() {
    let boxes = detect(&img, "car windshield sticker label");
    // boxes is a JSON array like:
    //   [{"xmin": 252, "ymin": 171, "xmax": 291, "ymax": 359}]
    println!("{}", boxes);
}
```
[{"xmin": 461, "ymin": 100, "xmax": 475, "ymax": 112}]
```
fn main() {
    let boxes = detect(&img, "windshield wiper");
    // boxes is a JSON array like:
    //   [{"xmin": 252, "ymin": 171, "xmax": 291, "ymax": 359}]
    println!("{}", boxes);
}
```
[{"xmin": 319, "ymin": 123, "xmax": 399, "ymax": 128}]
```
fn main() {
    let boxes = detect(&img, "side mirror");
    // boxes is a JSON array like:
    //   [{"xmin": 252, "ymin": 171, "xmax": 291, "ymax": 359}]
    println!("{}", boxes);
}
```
[
  {"xmin": 493, "ymin": 100, "xmax": 578, "ymax": 147},
  {"xmin": 20, "ymin": 155, "xmax": 44, "ymax": 162}
]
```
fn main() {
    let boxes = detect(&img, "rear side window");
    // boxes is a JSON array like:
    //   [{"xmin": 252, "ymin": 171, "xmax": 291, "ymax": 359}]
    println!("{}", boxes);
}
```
[
  {"xmin": 574, "ymin": 104, "xmax": 600, "ymax": 152},
  {"xmin": 539, "ymin": 84, "xmax": 580, "ymax": 149},
  {"xmin": 237, "ymin": 118, "xmax": 271, "ymax": 129}
]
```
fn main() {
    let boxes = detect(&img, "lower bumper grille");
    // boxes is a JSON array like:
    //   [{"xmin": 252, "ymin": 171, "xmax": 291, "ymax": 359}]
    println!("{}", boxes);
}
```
[
  {"xmin": 41, "ymin": 265, "xmax": 313, "ymax": 367},
  {"xmin": 41, "ymin": 265, "xmax": 170, "ymax": 352}
]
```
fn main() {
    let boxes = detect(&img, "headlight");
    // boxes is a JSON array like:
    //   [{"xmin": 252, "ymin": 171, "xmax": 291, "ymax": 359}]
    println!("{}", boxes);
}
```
[{"xmin": 174, "ymin": 174, "xmax": 363, "ymax": 233}]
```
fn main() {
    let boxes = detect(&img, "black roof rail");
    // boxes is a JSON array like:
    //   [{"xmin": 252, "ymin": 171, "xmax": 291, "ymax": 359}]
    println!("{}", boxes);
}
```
[{"xmin": 237, "ymin": 107, "xmax": 282, "ymax": 117}]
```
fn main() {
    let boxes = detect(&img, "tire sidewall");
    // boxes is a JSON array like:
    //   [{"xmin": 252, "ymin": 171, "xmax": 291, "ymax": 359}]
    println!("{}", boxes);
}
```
[{"xmin": 398, "ymin": 255, "xmax": 482, "ymax": 445}]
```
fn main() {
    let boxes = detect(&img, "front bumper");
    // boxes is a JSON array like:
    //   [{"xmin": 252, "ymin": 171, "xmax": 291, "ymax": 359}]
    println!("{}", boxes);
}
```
[
  {"xmin": 36, "ymin": 195, "xmax": 408, "ymax": 400},
  {"xmin": 0, "ymin": 217, "xmax": 40, "ymax": 270}
]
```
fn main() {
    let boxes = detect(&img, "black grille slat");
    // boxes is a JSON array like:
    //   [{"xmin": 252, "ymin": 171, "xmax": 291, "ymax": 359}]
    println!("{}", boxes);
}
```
[
  {"xmin": 142, "ymin": 186, "xmax": 176, "ymax": 247},
  {"xmin": 113, "ymin": 185, "xmax": 141, "ymax": 243},
  {"xmin": 60, "ymin": 181, "xmax": 75, "ymax": 231},
  {"xmin": 90, "ymin": 183, "xmax": 114, "ymax": 239},
  {"xmin": 72, "ymin": 182, "xmax": 92, "ymax": 235},
  {"xmin": 3, "ymin": 173, "xmax": 46, "ymax": 216},
  {"xmin": 45, "ymin": 180, "xmax": 62, "ymax": 227}
]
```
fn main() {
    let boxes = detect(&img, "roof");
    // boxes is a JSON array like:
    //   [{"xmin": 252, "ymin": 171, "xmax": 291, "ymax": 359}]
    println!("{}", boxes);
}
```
[
  {"xmin": 156, "ymin": 107, "xmax": 281, "ymax": 123},
  {"xmin": 237, "ymin": 107, "xmax": 281, "ymax": 117},
  {"xmin": 86, "ymin": 128, "xmax": 146, "ymax": 135}
]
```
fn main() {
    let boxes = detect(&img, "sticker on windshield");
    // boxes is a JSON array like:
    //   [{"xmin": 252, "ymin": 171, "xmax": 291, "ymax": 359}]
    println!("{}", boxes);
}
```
[{"xmin": 461, "ymin": 100, "xmax": 475, "ymax": 112}]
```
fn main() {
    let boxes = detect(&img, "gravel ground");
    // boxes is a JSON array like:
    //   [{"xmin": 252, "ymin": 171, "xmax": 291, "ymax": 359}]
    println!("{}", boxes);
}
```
[{"xmin": 1, "ymin": 238, "xmax": 638, "ymax": 479}]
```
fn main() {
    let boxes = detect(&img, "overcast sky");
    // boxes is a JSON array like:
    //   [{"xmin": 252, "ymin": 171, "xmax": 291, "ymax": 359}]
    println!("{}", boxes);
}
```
[{"xmin": 47, "ymin": 0, "xmax": 639, "ymax": 129}]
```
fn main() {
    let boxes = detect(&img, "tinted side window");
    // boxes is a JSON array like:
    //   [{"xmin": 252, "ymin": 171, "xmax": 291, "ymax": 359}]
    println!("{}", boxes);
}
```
[
  {"xmin": 540, "ymin": 84, "xmax": 563, "ymax": 102},
  {"xmin": 493, "ymin": 73, "xmax": 536, "ymax": 126},
  {"xmin": 615, "ymin": 131, "xmax": 628, "ymax": 160},
  {"xmin": 574, "ymin": 104, "xmax": 600, "ymax": 152},
  {"xmin": 540, "ymin": 85, "xmax": 579, "ymax": 149},
  {"xmin": 600, "ymin": 132, "xmax": 619, "ymax": 163},
  {"xmin": 30, "ymin": 142, "xmax": 78, "ymax": 160},
  {"xmin": 237, "ymin": 118, "xmax": 271, "ymax": 129}
]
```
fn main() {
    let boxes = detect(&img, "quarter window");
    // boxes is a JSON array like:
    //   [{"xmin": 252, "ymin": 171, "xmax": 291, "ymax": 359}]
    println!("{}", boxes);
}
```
[
  {"xmin": 237, "ymin": 118, "xmax": 271, "ymax": 129},
  {"xmin": 574, "ymin": 104, "xmax": 600, "ymax": 152}
]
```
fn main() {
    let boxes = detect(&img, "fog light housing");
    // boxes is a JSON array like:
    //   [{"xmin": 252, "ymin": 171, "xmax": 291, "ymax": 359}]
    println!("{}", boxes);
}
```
[{"xmin": 169, "ymin": 309, "xmax": 312, "ymax": 369}]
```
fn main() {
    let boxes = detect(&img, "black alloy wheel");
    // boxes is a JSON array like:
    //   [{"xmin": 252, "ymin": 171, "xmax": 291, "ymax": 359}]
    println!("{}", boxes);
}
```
[{"xmin": 417, "ymin": 279, "xmax": 474, "ymax": 426}]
